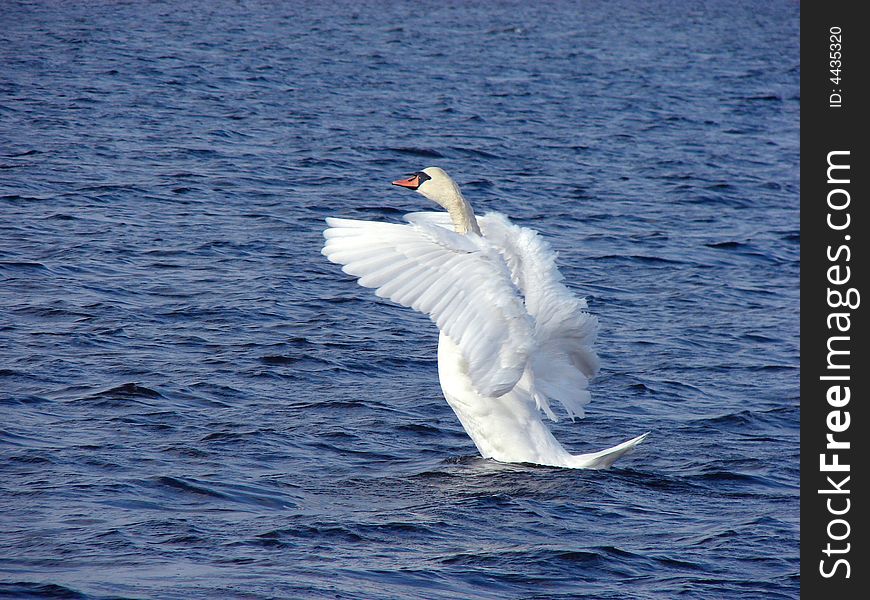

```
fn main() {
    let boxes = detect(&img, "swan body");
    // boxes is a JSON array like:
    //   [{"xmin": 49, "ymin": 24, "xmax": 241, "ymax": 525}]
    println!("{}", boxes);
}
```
[{"xmin": 322, "ymin": 167, "xmax": 648, "ymax": 468}]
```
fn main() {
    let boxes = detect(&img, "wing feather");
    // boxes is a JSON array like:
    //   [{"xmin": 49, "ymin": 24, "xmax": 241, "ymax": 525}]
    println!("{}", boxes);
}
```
[
  {"xmin": 478, "ymin": 212, "xmax": 600, "ymax": 421},
  {"xmin": 323, "ymin": 211, "xmax": 600, "ymax": 420},
  {"xmin": 323, "ymin": 217, "xmax": 533, "ymax": 397}
]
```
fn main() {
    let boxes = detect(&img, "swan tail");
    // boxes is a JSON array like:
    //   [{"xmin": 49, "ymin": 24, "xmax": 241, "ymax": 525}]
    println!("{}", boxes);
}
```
[{"xmin": 567, "ymin": 432, "xmax": 649, "ymax": 469}]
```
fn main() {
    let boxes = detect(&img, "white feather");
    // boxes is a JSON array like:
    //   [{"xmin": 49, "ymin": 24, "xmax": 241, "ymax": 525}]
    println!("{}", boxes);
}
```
[
  {"xmin": 323, "ymin": 210, "xmax": 601, "ymax": 419},
  {"xmin": 322, "ymin": 217, "xmax": 532, "ymax": 398}
]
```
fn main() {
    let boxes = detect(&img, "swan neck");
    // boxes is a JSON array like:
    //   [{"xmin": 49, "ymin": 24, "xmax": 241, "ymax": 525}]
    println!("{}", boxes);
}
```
[{"xmin": 445, "ymin": 192, "xmax": 481, "ymax": 235}]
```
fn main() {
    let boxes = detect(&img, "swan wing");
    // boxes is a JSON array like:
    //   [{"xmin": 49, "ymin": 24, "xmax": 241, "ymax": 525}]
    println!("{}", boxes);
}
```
[
  {"xmin": 322, "ymin": 217, "xmax": 533, "ymax": 397},
  {"xmin": 477, "ymin": 212, "xmax": 600, "ymax": 421}
]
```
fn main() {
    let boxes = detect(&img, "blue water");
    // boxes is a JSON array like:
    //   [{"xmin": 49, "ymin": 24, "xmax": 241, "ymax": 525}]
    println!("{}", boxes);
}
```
[{"xmin": 1, "ymin": 1, "xmax": 799, "ymax": 598}]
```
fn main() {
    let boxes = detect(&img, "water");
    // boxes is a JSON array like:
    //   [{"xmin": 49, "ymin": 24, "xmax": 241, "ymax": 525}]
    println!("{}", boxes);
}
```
[{"xmin": 1, "ymin": 1, "xmax": 799, "ymax": 598}]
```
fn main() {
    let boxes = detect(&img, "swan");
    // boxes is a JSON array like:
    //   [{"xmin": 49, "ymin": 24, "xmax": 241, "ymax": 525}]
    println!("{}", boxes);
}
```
[{"xmin": 322, "ymin": 167, "xmax": 648, "ymax": 468}]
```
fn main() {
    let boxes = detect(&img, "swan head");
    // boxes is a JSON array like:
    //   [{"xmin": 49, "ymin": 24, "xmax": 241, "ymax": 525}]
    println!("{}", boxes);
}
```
[
  {"xmin": 392, "ymin": 167, "xmax": 481, "ymax": 234},
  {"xmin": 391, "ymin": 167, "xmax": 462, "ymax": 210}
]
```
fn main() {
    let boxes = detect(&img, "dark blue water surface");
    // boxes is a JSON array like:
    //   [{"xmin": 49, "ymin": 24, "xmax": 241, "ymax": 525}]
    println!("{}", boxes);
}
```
[{"xmin": 1, "ymin": 1, "xmax": 799, "ymax": 598}]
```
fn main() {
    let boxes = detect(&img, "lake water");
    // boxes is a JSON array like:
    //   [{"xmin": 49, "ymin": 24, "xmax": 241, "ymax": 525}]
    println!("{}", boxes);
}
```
[{"xmin": 1, "ymin": 1, "xmax": 799, "ymax": 598}]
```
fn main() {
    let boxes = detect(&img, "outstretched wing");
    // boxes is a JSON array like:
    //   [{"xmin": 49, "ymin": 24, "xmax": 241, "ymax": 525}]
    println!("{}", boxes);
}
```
[
  {"xmin": 322, "ymin": 216, "xmax": 533, "ymax": 397},
  {"xmin": 477, "ymin": 212, "xmax": 600, "ymax": 421}
]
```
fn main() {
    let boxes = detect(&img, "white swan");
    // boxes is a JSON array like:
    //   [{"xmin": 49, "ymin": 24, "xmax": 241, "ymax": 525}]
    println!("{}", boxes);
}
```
[{"xmin": 322, "ymin": 167, "xmax": 648, "ymax": 468}]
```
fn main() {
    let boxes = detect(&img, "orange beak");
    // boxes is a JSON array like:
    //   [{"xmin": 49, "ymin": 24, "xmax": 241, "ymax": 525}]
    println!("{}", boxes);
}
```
[{"xmin": 392, "ymin": 174, "xmax": 421, "ymax": 189}]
